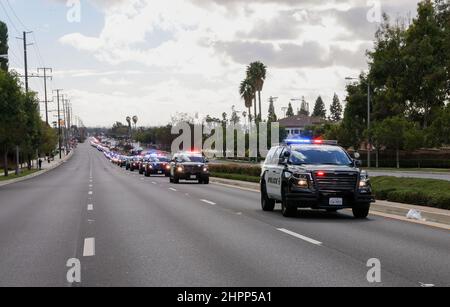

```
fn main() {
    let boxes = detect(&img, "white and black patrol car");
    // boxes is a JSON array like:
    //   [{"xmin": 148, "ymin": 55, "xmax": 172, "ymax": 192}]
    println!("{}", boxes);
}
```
[{"xmin": 260, "ymin": 139, "xmax": 375, "ymax": 218}]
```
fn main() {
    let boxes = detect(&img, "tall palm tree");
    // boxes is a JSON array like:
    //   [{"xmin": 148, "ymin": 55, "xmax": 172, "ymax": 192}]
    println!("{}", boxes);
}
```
[
  {"xmin": 247, "ymin": 61, "xmax": 267, "ymax": 122},
  {"xmin": 132, "ymin": 115, "xmax": 138, "ymax": 130},
  {"xmin": 239, "ymin": 79, "xmax": 255, "ymax": 124},
  {"xmin": 126, "ymin": 116, "xmax": 132, "ymax": 138}
]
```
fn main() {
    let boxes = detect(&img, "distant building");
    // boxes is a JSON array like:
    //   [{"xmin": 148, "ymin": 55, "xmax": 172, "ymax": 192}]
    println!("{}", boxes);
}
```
[{"xmin": 278, "ymin": 115, "xmax": 326, "ymax": 138}]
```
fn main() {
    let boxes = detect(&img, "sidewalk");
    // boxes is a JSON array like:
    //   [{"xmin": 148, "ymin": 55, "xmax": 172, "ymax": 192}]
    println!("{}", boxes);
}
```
[
  {"xmin": 210, "ymin": 177, "xmax": 450, "ymax": 230},
  {"xmin": 0, "ymin": 151, "xmax": 74, "ymax": 187}
]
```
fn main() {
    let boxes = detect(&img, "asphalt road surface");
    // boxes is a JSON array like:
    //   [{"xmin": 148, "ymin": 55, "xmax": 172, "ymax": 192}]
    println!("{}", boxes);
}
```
[{"xmin": 0, "ymin": 143, "xmax": 449, "ymax": 287}]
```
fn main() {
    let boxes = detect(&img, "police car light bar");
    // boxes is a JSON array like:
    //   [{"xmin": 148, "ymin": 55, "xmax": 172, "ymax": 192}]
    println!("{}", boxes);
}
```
[{"xmin": 285, "ymin": 139, "xmax": 338, "ymax": 146}]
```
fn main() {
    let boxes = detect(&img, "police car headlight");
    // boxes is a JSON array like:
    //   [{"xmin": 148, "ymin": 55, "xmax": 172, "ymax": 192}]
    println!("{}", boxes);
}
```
[
  {"xmin": 203, "ymin": 167, "xmax": 208, "ymax": 172},
  {"xmin": 359, "ymin": 180, "xmax": 368, "ymax": 188},
  {"xmin": 297, "ymin": 179, "xmax": 309, "ymax": 188},
  {"xmin": 177, "ymin": 166, "xmax": 184, "ymax": 172}
]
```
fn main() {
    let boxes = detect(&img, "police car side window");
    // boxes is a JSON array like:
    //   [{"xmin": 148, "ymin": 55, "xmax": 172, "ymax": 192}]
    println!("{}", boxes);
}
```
[
  {"xmin": 265, "ymin": 148, "xmax": 277, "ymax": 165},
  {"xmin": 270, "ymin": 147, "xmax": 282, "ymax": 165}
]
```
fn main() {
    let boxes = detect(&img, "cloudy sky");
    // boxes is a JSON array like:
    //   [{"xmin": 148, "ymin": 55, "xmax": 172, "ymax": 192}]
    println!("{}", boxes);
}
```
[{"xmin": 1, "ymin": 0, "xmax": 420, "ymax": 127}]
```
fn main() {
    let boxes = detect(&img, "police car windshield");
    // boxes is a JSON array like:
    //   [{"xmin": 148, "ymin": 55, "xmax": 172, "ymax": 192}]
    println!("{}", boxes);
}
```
[
  {"xmin": 289, "ymin": 145, "xmax": 352, "ymax": 166},
  {"xmin": 180, "ymin": 155, "xmax": 204, "ymax": 163}
]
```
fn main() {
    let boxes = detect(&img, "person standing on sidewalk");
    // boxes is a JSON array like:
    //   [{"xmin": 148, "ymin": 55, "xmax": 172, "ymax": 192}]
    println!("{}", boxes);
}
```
[{"xmin": 38, "ymin": 158, "xmax": 43, "ymax": 170}]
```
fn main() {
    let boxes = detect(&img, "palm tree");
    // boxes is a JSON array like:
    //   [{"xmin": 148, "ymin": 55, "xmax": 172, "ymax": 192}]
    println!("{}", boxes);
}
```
[
  {"xmin": 247, "ymin": 61, "xmax": 267, "ymax": 122},
  {"xmin": 126, "ymin": 116, "xmax": 132, "ymax": 138},
  {"xmin": 132, "ymin": 115, "xmax": 138, "ymax": 130},
  {"xmin": 239, "ymin": 78, "xmax": 255, "ymax": 124}
]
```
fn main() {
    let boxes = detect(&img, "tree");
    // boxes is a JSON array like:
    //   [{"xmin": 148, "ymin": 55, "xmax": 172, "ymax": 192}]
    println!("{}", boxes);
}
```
[
  {"xmin": 329, "ymin": 93, "xmax": 343, "ymax": 122},
  {"xmin": 312, "ymin": 96, "xmax": 326, "ymax": 119},
  {"xmin": 239, "ymin": 78, "xmax": 255, "ymax": 123},
  {"xmin": 426, "ymin": 103, "xmax": 450, "ymax": 146},
  {"xmin": 0, "ymin": 21, "xmax": 8, "ymax": 71},
  {"xmin": 403, "ymin": 1, "xmax": 447, "ymax": 128},
  {"xmin": 341, "ymin": 74, "xmax": 370, "ymax": 149},
  {"xmin": 267, "ymin": 98, "xmax": 277, "ymax": 123},
  {"xmin": 286, "ymin": 102, "xmax": 294, "ymax": 117},
  {"xmin": 368, "ymin": 14, "xmax": 407, "ymax": 122},
  {"xmin": 298, "ymin": 97, "xmax": 309, "ymax": 116},
  {"xmin": 247, "ymin": 61, "xmax": 267, "ymax": 122},
  {"xmin": 0, "ymin": 70, "xmax": 27, "ymax": 176},
  {"xmin": 39, "ymin": 121, "xmax": 57, "ymax": 156}
]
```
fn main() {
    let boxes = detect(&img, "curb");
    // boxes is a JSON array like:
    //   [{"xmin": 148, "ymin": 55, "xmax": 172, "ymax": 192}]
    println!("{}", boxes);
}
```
[
  {"xmin": 0, "ymin": 151, "xmax": 74, "ymax": 188},
  {"xmin": 210, "ymin": 177, "xmax": 450, "ymax": 230}
]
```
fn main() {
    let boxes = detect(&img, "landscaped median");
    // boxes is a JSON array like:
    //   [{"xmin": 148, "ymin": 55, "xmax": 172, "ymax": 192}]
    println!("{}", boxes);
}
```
[
  {"xmin": 0, "ymin": 169, "xmax": 40, "ymax": 181},
  {"xmin": 209, "ymin": 164, "xmax": 450, "ymax": 210}
]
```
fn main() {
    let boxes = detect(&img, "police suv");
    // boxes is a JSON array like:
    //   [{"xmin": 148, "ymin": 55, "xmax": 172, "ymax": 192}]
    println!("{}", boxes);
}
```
[{"xmin": 260, "ymin": 139, "xmax": 374, "ymax": 218}]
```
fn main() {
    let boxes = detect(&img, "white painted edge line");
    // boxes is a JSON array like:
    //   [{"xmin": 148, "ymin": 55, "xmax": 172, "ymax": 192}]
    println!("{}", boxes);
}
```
[
  {"xmin": 87, "ymin": 204, "xmax": 93, "ymax": 211},
  {"xmin": 152, "ymin": 182, "xmax": 157, "ymax": 185},
  {"xmin": 83, "ymin": 238, "xmax": 95, "ymax": 257},
  {"xmin": 169, "ymin": 188, "xmax": 177, "ymax": 192},
  {"xmin": 88, "ymin": 191, "xmax": 93, "ymax": 195},
  {"xmin": 201, "ymin": 199, "xmax": 216, "ymax": 206},
  {"xmin": 277, "ymin": 228, "xmax": 322, "ymax": 246}
]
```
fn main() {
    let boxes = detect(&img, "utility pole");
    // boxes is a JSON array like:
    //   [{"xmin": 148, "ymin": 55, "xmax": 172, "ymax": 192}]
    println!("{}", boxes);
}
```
[
  {"xmin": 54, "ymin": 89, "xmax": 63, "ymax": 159},
  {"xmin": 16, "ymin": 31, "xmax": 33, "ymax": 93},
  {"xmin": 37, "ymin": 68, "xmax": 53, "ymax": 125},
  {"xmin": 367, "ymin": 82, "xmax": 371, "ymax": 169}
]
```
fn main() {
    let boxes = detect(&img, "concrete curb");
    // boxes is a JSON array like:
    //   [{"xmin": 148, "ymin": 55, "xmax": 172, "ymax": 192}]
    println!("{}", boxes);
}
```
[
  {"xmin": 0, "ymin": 151, "xmax": 74, "ymax": 188},
  {"xmin": 210, "ymin": 177, "xmax": 450, "ymax": 229}
]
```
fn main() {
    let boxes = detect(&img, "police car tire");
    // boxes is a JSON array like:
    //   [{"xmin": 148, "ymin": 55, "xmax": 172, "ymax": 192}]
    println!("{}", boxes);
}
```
[
  {"xmin": 261, "ymin": 182, "xmax": 275, "ymax": 211},
  {"xmin": 145, "ymin": 171, "xmax": 150, "ymax": 177},
  {"xmin": 173, "ymin": 176, "xmax": 180, "ymax": 184},
  {"xmin": 352, "ymin": 205, "xmax": 370, "ymax": 219},
  {"xmin": 139, "ymin": 169, "xmax": 144, "ymax": 175},
  {"xmin": 281, "ymin": 186, "xmax": 297, "ymax": 217}
]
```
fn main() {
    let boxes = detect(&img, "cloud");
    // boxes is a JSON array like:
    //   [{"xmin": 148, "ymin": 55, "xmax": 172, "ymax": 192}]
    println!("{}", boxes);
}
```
[{"xmin": 54, "ymin": 0, "xmax": 419, "ymax": 126}]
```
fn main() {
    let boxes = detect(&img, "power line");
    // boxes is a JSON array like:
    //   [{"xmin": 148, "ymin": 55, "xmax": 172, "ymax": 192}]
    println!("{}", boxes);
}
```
[{"xmin": 0, "ymin": 1, "xmax": 20, "ymax": 34}]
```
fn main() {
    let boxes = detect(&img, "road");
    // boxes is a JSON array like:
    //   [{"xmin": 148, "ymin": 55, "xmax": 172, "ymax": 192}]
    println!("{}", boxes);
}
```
[{"xmin": 0, "ymin": 143, "xmax": 449, "ymax": 287}]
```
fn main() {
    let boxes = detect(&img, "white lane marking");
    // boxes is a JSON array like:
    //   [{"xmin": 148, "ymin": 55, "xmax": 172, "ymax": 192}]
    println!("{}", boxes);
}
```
[
  {"xmin": 169, "ymin": 188, "xmax": 177, "ymax": 192},
  {"xmin": 420, "ymin": 282, "xmax": 435, "ymax": 287},
  {"xmin": 201, "ymin": 199, "xmax": 216, "ymax": 206},
  {"xmin": 83, "ymin": 238, "xmax": 95, "ymax": 257},
  {"xmin": 236, "ymin": 212, "xmax": 243, "ymax": 215},
  {"xmin": 88, "ymin": 191, "xmax": 93, "ymax": 195},
  {"xmin": 152, "ymin": 182, "xmax": 157, "ymax": 185},
  {"xmin": 89, "ymin": 184, "xmax": 93, "ymax": 188},
  {"xmin": 277, "ymin": 228, "xmax": 322, "ymax": 246},
  {"xmin": 87, "ymin": 204, "xmax": 93, "ymax": 211}
]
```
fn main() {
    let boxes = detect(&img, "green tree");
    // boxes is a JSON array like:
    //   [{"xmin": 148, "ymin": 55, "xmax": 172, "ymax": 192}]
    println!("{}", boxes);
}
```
[
  {"xmin": 426, "ymin": 103, "xmax": 450, "ymax": 146},
  {"xmin": 329, "ymin": 93, "xmax": 343, "ymax": 122},
  {"xmin": 247, "ymin": 61, "xmax": 267, "ymax": 122},
  {"xmin": 0, "ymin": 70, "xmax": 27, "ymax": 176},
  {"xmin": 403, "ymin": 1, "xmax": 447, "ymax": 128},
  {"xmin": 368, "ymin": 14, "xmax": 407, "ymax": 121},
  {"xmin": 286, "ymin": 102, "xmax": 294, "ymax": 117},
  {"xmin": 312, "ymin": 96, "xmax": 326, "ymax": 119},
  {"xmin": 38, "ymin": 121, "xmax": 58, "ymax": 155},
  {"xmin": 0, "ymin": 21, "xmax": 8, "ymax": 71},
  {"xmin": 267, "ymin": 98, "xmax": 277, "ymax": 123},
  {"xmin": 239, "ymin": 78, "xmax": 255, "ymax": 123}
]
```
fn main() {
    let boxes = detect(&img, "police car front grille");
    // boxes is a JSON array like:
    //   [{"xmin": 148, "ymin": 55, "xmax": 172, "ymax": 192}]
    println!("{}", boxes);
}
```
[{"xmin": 314, "ymin": 173, "xmax": 358, "ymax": 191}]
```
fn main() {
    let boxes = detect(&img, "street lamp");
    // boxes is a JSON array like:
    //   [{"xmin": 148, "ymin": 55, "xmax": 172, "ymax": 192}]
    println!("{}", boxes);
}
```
[{"xmin": 345, "ymin": 76, "xmax": 371, "ymax": 168}]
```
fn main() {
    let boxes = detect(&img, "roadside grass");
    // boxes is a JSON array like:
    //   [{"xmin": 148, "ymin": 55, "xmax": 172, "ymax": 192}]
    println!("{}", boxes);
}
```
[
  {"xmin": 0, "ymin": 169, "xmax": 40, "ymax": 181},
  {"xmin": 371, "ymin": 177, "xmax": 450, "ymax": 210},
  {"xmin": 364, "ymin": 167, "xmax": 450, "ymax": 173},
  {"xmin": 210, "ymin": 172, "xmax": 260, "ymax": 183},
  {"xmin": 210, "ymin": 163, "xmax": 450, "ymax": 210}
]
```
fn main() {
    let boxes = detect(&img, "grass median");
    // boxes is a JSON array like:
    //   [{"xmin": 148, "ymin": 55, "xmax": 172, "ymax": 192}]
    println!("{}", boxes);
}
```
[
  {"xmin": 0, "ymin": 169, "xmax": 40, "ymax": 181},
  {"xmin": 210, "ymin": 164, "xmax": 450, "ymax": 210}
]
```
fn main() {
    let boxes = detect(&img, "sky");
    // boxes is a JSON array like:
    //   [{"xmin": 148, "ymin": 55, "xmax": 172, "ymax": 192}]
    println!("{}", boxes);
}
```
[{"xmin": 0, "ymin": 0, "xmax": 421, "ymax": 127}]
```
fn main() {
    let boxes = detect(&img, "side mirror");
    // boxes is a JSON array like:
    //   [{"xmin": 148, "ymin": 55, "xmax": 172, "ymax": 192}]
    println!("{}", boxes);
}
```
[
  {"xmin": 354, "ymin": 152, "xmax": 361, "ymax": 159},
  {"xmin": 278, "ymin": 157, "xmax": 287, "ymax": 165},
  {"xmin": 204, "ymin": 159, "xmax": 209, "ymax": 163},
  {"xmin": 354, "ymin": 159, "xmax": 362, "ymax": 167}
]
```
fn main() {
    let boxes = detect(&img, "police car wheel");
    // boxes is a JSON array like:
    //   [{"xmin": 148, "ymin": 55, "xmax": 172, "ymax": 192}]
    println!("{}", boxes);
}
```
[
  {"xmin": 145, "ymin": 172, "xmax": 150, "ymax": 177},
  {"xmin": 261, "ymin": 181, "xmax": 275, "ymax": 211},
  {"xmin": 173, "ymin": 176, "xmax": 180, "ymax": 184},
  {"xmin": 352, "ymin": 205, "xmax": 370, "ymax": 219},
  {"xmin": 281, "ymin": 186, "xmax": 297, "ymax": 217}
]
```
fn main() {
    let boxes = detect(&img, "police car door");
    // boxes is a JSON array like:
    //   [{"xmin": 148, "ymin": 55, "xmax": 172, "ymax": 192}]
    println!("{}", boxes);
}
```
[{"xmin": 267, "ymin": 147, "xmax": 283, "ymax": 198}]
